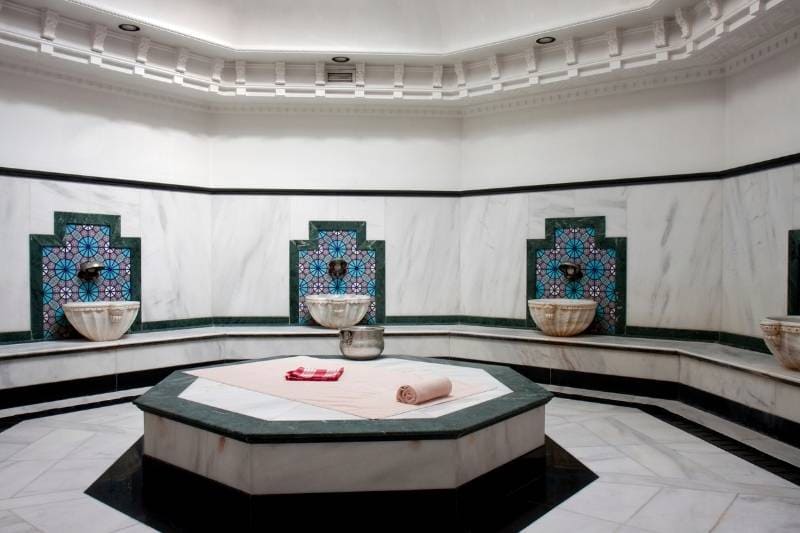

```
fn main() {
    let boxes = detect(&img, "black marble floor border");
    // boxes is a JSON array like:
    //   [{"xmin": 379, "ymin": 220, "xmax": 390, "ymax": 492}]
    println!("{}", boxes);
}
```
[
  {"xmin": 445, "ymin": 359, "xmax": 800, "ymax": 449},
  {"xmin": 0, "ymin": 396, "xmax": 138, "ymax": 433},
  {"xmin": 3, "ymin": 356, "xmax": 800, "ymax": 449},
  {"xmin": 0, "ymin": 360, "xmax": 244, "ymax": 410},
  {"xmin": 85, "ymin": 436, "xmax": 597, "ymax": 533},
  {"xmin": 553, "ymin": 391, "xmax": 800, "ymax": 487}
]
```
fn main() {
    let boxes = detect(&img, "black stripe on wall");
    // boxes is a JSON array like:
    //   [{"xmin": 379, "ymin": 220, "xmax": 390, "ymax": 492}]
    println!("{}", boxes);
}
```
[{"xmin": 1, "ymin": 152, "xmax": 798, "ymax": 197}]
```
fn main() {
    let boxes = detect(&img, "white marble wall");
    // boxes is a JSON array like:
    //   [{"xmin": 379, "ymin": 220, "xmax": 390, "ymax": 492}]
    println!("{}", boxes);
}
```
[
  {"xmin": 721, "ymin": 166, "xmax": 796, "ymax": 337},
  {"xmin": 140, "ymin": 191, "xmax": 213, "ymax": 322},
  {"xmin": 385, "ymin": 197, "xmax": 460, "ymax": 316},
  {"xmin": 1, "ymin": 165, "xmax": 799, "ymax": 338},
  {"xmin": 211, "ymin": 196, "xmax": 290, "ymax": 317},
  {"xmin": 627, "ymin": 181, "xmax": 722, "ymax": 331},
  {"xmin": 460, "ymin": 194, "xmax": 528, "ymax": 319},
  {"xmin": 0, "ymin": 177, "xmax": 31, "ymax": 332}
]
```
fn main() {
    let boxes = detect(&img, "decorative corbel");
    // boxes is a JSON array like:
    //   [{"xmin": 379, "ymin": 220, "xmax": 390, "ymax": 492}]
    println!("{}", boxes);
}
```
[{"xmin": 41, "ymin": 9, "xmax": 59, "ymax": 41}]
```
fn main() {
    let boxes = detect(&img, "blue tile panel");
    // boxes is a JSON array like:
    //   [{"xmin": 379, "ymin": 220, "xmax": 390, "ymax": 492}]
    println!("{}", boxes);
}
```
[
  {"xmin": 40, "ymin": 224, "xmax": 132, "ymax": 338},
  {"xmin": 297, "ymin": 229, "xmax": 377, "ymax": 325}
]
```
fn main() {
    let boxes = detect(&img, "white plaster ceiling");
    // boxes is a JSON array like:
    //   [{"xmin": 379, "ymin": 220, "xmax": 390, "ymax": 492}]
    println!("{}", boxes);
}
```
[
  {"xmin": 0, "ymin": 0, "xmax": 797, "ymax": 110},
  {"xmin": 24, "ymin": 0, "xmax": 697, "ymax": 60}
]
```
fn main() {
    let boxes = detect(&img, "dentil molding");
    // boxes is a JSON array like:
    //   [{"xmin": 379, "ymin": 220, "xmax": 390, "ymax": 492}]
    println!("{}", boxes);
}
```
[{"xmin": 0, "ymin": 5, "xmax": 797, "ymax": 118}]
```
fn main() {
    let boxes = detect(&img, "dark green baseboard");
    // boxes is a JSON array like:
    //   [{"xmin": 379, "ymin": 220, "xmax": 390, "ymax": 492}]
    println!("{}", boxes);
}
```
[
  {"xmin": 0, "ymin": 331, "xmax": 33, "ymax": 344},
  {"xmin": 624, "ymin": 326, "xmax": 721, "ymax": 343},
  {"xmin": 0, "ymin": 316, "xmax": 770, "ymax": 355},
  {"xmin": 140, "ymin": 316, "xmax": 290, "ymax": 331}
]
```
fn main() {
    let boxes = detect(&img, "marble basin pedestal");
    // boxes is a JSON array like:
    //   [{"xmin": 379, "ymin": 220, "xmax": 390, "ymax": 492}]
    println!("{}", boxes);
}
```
[
  {"xmin": 761, "ymin": 317, "xmax": 800, "ymax": 370},
  {"xmin": 528, "ymin": 298, "xmax": 597, "ymax": 336},
  {"xmin": 304, "ymin": 294, "xmax": 371, "ymax": 328},
  {"xmin": 134, "ymin": 356, "xmax": 552, "ymax": 528},
  {"xmin": 62, "ymin": 301, "xmax": 140, "ymax": 341}
]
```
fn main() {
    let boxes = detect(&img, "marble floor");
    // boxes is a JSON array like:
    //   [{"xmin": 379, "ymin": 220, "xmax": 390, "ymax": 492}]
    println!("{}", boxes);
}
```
[{"xmin": 0, "ymin": 389, "xmax": 798, "ymax": 532}]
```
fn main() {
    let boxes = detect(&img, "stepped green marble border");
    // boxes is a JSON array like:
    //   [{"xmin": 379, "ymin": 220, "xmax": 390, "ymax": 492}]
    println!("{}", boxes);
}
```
[
  {"xmin": 789, "ymin": 230, "xmax": 800, "ymax": 315},
  {"xmin": 719, "ymin": 332, "xmax": 769, "ymax": 354},
  {"xmin": 526, "ymin": 216, "xmax": 627, "ymax": 335},
  {"xmin": 289, "ymin": 221, "xmax": 385, "ymax": 324},
  {"xmin": 140, "ymin": 317, "xmax": 290, "ymax": 331},
  {"xmin": 134, "ymin": 355, "xmax": 552, "ymax": 443},
  {"xmin": 0, "ymin": 331, "xmax": 33, "ymax": 343},
  {"xmin": 624, "ymin": 326, "xmax": 720, "ymax": 343},
  {"xmin": 28, "ymin": 212, "xmax": 142, "ymax": 340}
]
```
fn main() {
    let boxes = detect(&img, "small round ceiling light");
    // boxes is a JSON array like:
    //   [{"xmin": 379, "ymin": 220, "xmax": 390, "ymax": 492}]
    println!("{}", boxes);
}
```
[
  {"xmin": 331, "ymin": 56, "xmax": 350, "ymax": 63},
  {"xmin": 536, "ymin": 36, "xmax": 556, "ymax": 44},
  {"xmin": 118, "ymin": 23, "xmax": 140, "ymax": 32}
]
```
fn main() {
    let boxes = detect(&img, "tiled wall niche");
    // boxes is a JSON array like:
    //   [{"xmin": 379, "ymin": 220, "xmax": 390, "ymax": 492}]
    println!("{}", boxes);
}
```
[
  {"xmin": 527, "ymin": 217, "xmax": 627, "ymax": 335},
  {"xmin": 290, "ymin": 221, "xmax": 385, "ymax": 325},
  {"xmin": 29, "ymin": 212, "xmax": 141, "ymax": 339}
]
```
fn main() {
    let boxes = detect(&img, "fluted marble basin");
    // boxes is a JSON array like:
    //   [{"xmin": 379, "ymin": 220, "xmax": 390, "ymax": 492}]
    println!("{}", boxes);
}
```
[
  {"xmin": 761, "ymin": 316, "xmax": 800, "ymax": 370},
  {"xmin": 304, "ymin": 294, "xmax": 371, "ymax": 329},
  {"xmin": 62, "ymin": 301, "xmax": 140, "ymax": 341},
  {"xmin": 528, "ymin": 298, "xmax": 597, "ymax": 337}
]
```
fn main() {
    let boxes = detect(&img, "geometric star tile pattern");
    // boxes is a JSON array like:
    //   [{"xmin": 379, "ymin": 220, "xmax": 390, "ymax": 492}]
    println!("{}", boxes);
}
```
[
  {"xmin": 40, "ymin": 224, "xmax": 133, "ymax": 339},
  {"xmin": 290, "ymin": 221, "xmax": 385, "ymax": 326},
  {"xmin": 297, "ymin": 229, "xmax": 377, "ymax": 325},
  {"xmin": 535, "ymin": 227, "xmax": 618, "ymax": 334},
  {"xmin": 528, "ymin": 217, "xmax": 626, "ymax": 335}
]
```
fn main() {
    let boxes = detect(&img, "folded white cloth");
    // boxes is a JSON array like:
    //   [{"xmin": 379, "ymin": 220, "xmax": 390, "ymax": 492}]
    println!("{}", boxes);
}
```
[{"xmin": 396, "ymin": 376, "xmax": 453, "ymax": 405}]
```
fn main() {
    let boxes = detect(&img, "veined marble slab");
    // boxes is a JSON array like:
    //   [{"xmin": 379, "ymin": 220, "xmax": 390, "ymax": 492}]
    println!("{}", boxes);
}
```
[{"xmin": 178, "ymin": 357, "xmax": 511, "ymax": 421}]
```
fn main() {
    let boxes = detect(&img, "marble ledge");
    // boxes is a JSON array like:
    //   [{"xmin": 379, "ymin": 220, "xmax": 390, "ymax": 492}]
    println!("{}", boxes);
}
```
[{"xmin": 0, "ymin": 324, "xmax": 798, "ymax": 387}]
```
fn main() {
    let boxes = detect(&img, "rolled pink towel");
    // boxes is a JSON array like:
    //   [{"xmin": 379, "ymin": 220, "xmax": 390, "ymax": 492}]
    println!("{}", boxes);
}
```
[{"xmin": 396, "ymin": 376, "xmax": 453, "ymax": 405}]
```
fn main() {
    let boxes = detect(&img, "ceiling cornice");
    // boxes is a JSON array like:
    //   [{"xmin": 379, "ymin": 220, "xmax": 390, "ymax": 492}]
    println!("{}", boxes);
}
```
[
  {"xmin": 0, "ymin": 0, "xmax": 797, "ymax": 105},
  {"xmin": 0, "ymin": 3, "xmax": 797, "ymax": 118}
]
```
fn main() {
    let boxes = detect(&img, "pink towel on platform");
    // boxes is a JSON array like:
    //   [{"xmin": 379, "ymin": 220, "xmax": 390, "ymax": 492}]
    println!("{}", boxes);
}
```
[
  {"xmin": 285, "ymin": 366, "xmax": 344, "ymax": 381},
  {"xmin": 187, "ymin": 356, "xmax": 494, "ymax": 419},
  {"xmin": 396, "ymin": 376, "xmax": 453, "ymax": 405}
]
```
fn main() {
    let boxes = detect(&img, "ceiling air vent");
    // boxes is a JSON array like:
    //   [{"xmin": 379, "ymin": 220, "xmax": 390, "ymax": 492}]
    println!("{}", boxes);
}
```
[{"xmin": 327, "ymin": 67, "xmax": 355, "ymax": 83}]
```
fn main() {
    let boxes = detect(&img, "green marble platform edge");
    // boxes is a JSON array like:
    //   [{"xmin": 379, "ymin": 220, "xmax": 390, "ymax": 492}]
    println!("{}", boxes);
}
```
[
  {"xmin": 133, "ymin": 355, "xmax": 552, "ymax": 444},
  {"xmin": 789, "ymin": 229, "xmax": 800, "ymax": 316}
]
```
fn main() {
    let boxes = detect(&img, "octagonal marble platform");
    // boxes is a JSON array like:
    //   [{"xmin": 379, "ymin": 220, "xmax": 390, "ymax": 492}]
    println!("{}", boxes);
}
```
[{"xmin": 135, "ymin": 355, "xmax": 551, "ymax": 495}]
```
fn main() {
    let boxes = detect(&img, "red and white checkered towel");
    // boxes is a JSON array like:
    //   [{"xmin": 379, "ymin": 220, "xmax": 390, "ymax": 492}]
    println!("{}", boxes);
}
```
[{"xmin": 285, "ymin": 366, "xmax": 344, "ymax": 382}]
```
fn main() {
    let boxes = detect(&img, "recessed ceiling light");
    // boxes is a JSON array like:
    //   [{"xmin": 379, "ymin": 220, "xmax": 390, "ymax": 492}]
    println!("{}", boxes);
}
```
[
  {"xmin": 536, "ymin": 36, "xmax": 556, "ymax": 44},
  {"xmin": 118, "ymin": 23, "xmax": 140, "ymax": 32},
  {"xmin": 331, "ymin": 56, "xmax": 350, "ymax": 63}
]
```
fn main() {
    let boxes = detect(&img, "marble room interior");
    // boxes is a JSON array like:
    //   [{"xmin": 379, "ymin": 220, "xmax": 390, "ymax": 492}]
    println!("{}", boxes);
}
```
[{"xmin": 1, "ymin": 0, "xmax": 800, "ymax": 531}]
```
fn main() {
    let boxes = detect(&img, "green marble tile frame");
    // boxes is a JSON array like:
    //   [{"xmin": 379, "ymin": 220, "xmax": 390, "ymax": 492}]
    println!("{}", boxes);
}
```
[
  {"xmin": 29, "ymin": 212, "xmax": 142, "ymax": 340},
  {"xmin": 289, "ymin": 221, "xmax": 386, "ymax": 324},
  {"xmin": 526, "ymin": 216, "xmax": 627, "ymax": 335},
  {"xmin": 789, "ymin": 229, "xmax": 800, "ymax": 315},
  {"xmin": 134, "ymin": 355, "xmax": 552, "ymax": 443}
]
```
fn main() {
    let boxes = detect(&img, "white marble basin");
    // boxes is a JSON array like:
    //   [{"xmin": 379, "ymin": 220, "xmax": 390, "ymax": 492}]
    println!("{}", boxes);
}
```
[
  {"xmin": 304, "ymin": 294, "xmax": 371, "ymax": 329},
  {"xmin": 528, "ymin": 298, "xmax": 597, "ymax": 337},
  {"xmin": 62, "ymin": 301, "xmax": 140, "ymax": 341},
  {"xmin": 760, "ymin": 316, "xmax": 800, "ymax": 370}
]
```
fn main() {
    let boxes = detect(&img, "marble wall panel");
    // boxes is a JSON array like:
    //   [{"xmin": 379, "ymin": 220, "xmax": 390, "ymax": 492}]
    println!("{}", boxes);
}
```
[
  {"xmin": 114, "ymin": 339, "xmax": 222, "ymax": 374},
  {"xmin": 627, "ymin": 181, "xmax": 722, "ymax": 331},
  {"xmin": 140, "ymin": 190, "xmax": 213, "ymax": 322},
  {"xmin": 211, "ymin": 196, "xmax": 290, "ymax": 317},
  {"xmin": 289, "ymin": 196, "xmax": 385, "ymax": 241},
  {"xmin": 0, "ymin": 352, "xmax": 116, "ymax": 388},
  {"xmin": 28, "ymin": 180, "xmax": 141, "ymax": 237},
  {"xmin": 721, "ymin": 168, "xmax": 793, "ymax": 337},
  {"xmin": 679, "ymin": 357, "xmax": 777, "ymax": 414},
  {"xmin": 221, "ymin": 337, "xmax": 339, "ymax": 359},
  {"xmin": 459, "ymin": 194, "xmax": 528, "ymax": 319},
  {"xmin": 0, "ymin": 177, "xmax": 31, "ymax": 332},
  {"xmin": 385, "ymin": 197, "xmax": 460, "ymax": 316}
]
